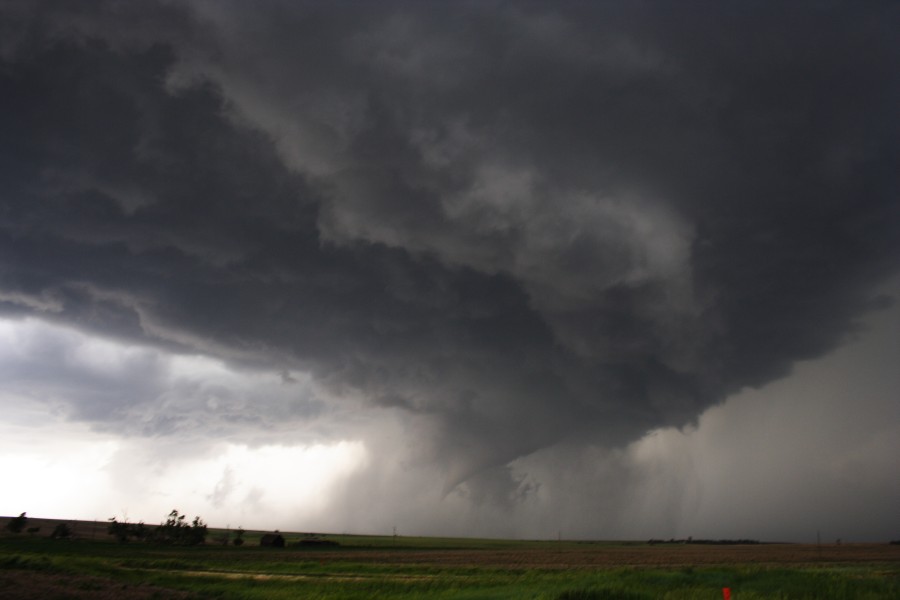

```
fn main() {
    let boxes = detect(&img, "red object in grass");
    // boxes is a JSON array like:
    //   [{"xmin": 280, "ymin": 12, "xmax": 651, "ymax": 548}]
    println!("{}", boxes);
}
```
[{"xmin": 723, "ymin": 588, "xmax": 731, "ymax": 600}]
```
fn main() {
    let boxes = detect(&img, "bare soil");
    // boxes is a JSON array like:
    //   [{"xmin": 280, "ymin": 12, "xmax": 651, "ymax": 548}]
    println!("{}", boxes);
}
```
[{"xmin": 0, "ymin": 569, "xmax": 199, "ymax": 600}]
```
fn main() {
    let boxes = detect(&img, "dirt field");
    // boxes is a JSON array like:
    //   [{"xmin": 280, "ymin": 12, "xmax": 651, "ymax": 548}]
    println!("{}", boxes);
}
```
[
  {"xmin": 0, "ymin": 569, "xmax": 199, "ymax": 600},
  {"xmin": 265, "ymin": 543, "xmax": 900, "ymax": 569}
]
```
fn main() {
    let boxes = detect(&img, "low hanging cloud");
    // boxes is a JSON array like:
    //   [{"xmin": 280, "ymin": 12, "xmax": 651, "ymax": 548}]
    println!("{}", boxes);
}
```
[{"xmin": 0, "ymin": 0, "xmax": 897, "ymax": 513}]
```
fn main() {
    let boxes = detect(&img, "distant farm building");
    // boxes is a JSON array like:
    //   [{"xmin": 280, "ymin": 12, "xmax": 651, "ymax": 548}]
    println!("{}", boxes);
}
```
[
  {"xmin": 297, "ymin": 535, "xmax": 339, "ymax": 547},
  {"xmin": 260, "ymin": 533, "xmax": 285, "ymax": 548}
]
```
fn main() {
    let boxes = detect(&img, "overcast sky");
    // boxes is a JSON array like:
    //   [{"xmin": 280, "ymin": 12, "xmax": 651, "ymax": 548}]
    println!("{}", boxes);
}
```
[{"xmin": 0, "ymin": 0, "xmax": 898, "ymax": 542}]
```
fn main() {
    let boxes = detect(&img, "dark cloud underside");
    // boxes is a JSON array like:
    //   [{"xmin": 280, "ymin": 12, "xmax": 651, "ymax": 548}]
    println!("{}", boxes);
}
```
[{"xmin": 0, "ymin": 0, "xmax": 897, "ymax": 496}]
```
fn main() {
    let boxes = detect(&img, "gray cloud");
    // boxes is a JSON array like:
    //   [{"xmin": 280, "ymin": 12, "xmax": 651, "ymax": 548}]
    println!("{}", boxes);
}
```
[
  {"xmin": 0, "ymin": 318, "xmax": 333, "ymax": 447},
  {"xmin": 0, "ymin": 0, "xmax": 897, "ymax": 511}
]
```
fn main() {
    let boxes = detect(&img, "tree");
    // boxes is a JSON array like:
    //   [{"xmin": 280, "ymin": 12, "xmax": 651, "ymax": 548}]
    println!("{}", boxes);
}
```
[
  {"xmin": 107, "ymin": 510, "xmax": 206, "ymax": 545},
  {"xmin": 187, "ymin": 515, "xmax": 208, "ymax": 546},
  {"xmin": 6, "ymin": 512, "xmax": 28, "ymax": 534},
  {"xmin": 107, "ymin": 517, "xmax": 131, "ymax": 543},
  {"xmin": 233, "ymin": 526, "xmax": 245, "ymax": 546},
  {"xmin": 154, "ymin": 510, "xmax": 207, "ymax": 546}
]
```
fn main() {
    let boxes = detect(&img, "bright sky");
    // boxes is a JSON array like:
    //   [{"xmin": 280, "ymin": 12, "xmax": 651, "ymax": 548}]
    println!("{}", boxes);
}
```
[{"xmin": 1, "ymin": 298, "xmax": 897, "ymax": 540}]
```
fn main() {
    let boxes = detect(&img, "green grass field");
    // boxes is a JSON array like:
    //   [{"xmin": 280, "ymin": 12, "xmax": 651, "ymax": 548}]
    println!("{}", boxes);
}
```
[{"xmin": 1, "ymin": 522, "xmax": 898, "ymax": 599}]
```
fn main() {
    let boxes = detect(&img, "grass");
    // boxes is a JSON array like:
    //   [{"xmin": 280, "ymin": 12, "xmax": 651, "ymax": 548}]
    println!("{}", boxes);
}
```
[{"xmin": 1, "ymin": 534, "xmax": 898, "ymax": 599}]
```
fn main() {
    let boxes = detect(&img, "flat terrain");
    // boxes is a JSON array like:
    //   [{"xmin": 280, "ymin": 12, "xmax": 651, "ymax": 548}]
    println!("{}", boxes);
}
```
[
  {"xmin": 278, "ymin": 543, "xmax": 900, "ymax": 569},
  {"xmin": 1, "ymin": 517, "xmax": 898, "ymax": 599}
]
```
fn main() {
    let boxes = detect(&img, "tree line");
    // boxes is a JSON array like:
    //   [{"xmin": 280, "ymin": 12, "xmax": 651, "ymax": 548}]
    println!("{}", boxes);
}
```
[{"xmin": 107, "ymin": 510, "xmax": 209, "ymax": 545}]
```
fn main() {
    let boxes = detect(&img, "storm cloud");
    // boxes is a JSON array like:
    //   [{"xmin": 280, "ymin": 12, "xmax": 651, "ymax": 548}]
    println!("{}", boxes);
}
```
[{"xmin": 0, "ymin": 0, "xmax": 897, "ymax": 534}]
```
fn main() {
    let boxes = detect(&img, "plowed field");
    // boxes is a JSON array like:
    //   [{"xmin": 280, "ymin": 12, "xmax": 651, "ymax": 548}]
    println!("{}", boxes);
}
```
[{"xmin": 259, "ymin": 543, "xmax": 900, "ymax": 569}]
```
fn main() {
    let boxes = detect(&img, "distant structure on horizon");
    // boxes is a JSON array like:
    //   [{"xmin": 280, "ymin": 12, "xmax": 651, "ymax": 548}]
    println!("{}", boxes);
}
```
[{"xmin": 260, "ymin": 533, "xmax": 285, "ymax": 548}]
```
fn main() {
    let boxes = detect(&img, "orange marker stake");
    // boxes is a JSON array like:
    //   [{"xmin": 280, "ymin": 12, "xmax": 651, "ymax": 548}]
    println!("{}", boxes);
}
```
[{"xmin": 723, "ymin": 587, "xmax": 731, "ymax": 600}]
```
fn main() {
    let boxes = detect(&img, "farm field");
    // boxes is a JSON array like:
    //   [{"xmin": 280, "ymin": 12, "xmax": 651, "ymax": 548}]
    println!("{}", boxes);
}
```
[{"xmin": 1, "ymin": 518, "xmax": 898, "ymax": 599}]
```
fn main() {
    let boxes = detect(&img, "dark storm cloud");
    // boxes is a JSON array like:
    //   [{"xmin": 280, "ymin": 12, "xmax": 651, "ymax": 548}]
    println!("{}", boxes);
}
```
[{"xmin": 0, "ymin": 1, "xmax": 897, "ymax": 498}]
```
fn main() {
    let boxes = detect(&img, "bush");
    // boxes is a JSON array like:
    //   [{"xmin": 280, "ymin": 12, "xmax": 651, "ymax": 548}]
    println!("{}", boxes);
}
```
[
  {"xmin": 6, "ymin": 512, "xmax": 28, "ymax": 534},
  {"xmin": 50, "ymin": 523, "xmax": 72, "ymax": 539},
  {"xmin": 107, "ymin": 518, "xmax": 132, "ymax": 543}
]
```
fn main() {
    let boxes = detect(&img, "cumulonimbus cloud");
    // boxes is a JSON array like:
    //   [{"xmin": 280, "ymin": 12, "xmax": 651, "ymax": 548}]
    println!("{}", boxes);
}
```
[{"xmin": 0, "ymin": 0, "xmax": 897, "ymax": 501}]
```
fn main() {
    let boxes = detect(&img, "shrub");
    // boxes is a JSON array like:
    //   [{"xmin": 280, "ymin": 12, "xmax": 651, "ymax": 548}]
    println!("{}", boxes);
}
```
[
  {"xmin": 6, "ymin": 512, "xmax": 28, "ymax": 534},
  {"xmin": 107, "ymin": 517, "xmax": 132, "ymax": 543},
  {"xmin": 50, "ymin": 523, "xmax": 72, "ymax": 539}
]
